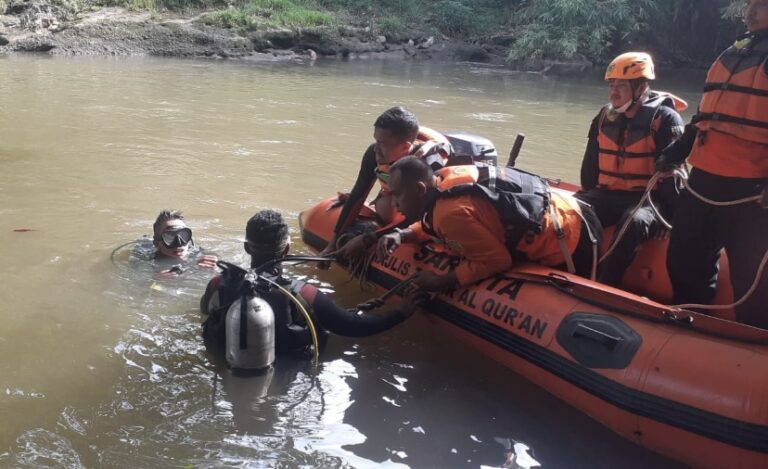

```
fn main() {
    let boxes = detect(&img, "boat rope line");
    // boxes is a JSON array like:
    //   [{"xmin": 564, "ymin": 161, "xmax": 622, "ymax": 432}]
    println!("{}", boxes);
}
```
[
  {"xmin": 671, "ymin": 247, "xmax": 768, "ymax": 311},
  {"xmin": 332, "ymin": 231, "xmax": 373, "ymax": 290},
  {"xmin": 675, "ymin": 168, "xmax": 763, "ymax": 207},
  {"xmin": 592, "ymin": 168, "xmax": 768, "ymax": 312},
  {"xmin": 667, "ymin": 168, "xmax": 768, "ymax": 311},
  {"xmin": 363, "ymin": 265, "xmax": 768, "ymax": 453},
  {"xmin": 305, "ymin": 228, "xmax": 768, "ymax": 449},
  {"xmin": 598, "ymin": 171, "xmax": 672, "ymax": 265}
]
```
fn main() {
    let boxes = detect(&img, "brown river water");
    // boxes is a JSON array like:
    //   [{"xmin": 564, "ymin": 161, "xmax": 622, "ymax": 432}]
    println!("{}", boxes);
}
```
[{"xmin": 0, "ymin": 55, "xmax": 705, "ymax": 468}]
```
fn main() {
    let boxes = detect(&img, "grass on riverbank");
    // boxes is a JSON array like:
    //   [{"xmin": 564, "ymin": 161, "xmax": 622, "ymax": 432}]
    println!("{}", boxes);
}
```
[
  {"xmin": 193, "ymin": 0, "xmax": 507, "ymax": 39},
  {"xmin": 199, "ymin": 0, "xmax": 333, "ymax": 29}
]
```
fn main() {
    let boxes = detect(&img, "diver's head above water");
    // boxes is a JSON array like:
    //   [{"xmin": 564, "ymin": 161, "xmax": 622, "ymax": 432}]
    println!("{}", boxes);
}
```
[
  {"xmin": 373, "ymin": 106, "xmax": 420, "ymax": 165},
  {"xmin": 244, "ymin": 210, "xmax": 291, "ymax": 271},
  {"xmin": 153, "ymin": 209, "xmax": 194, "ymax": 260}
]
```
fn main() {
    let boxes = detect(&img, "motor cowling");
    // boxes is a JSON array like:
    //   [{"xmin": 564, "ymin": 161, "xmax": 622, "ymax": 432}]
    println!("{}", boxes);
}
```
[
  {"xmin": 444, "ymin": 131, "xmax": 498, "ymax": 166},
  {"xmin": 225, "ymin": 292, "xmax": 276, "ymax": 371}
]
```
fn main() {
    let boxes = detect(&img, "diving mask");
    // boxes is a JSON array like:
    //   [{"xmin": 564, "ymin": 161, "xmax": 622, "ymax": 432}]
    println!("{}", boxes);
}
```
[{"xmin": 160, "ymin": 227, "xmax": 192, "ymax": 249}]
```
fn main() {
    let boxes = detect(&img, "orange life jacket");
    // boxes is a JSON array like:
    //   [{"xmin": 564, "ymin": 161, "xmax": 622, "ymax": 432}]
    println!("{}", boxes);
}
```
[
  {"xmin": 597, "ymin": 92, "xmax": 687, "ymax": 191},
  {"xmin": 423, "ymin": 165, "xmax": 583, "ymax": 266},
  {"xmin": 377, "ymin": 126, "xmax": 450, "ymax": 193},
  {"xmin": 689, "ymin": 33, "xmax": 768, "ymax": 178}
]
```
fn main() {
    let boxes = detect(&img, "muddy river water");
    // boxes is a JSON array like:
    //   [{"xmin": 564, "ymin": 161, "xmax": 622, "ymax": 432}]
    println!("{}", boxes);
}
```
[{"xmin": 0, "ymin": 55, "xmax": 705, "ymax": 468}]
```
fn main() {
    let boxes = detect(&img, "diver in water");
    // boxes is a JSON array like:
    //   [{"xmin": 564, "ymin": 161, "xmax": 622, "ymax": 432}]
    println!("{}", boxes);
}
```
[
  {"xmin": 200, "ymin": 209, "xmax": 424, "ymax": 362},
  {"xmin": 112, "ymin": 210, "xmax": 218, "ymax": 278},
  {"xmin": 142, "ymin": 209, "xmax": 218, "ymax": 278}
]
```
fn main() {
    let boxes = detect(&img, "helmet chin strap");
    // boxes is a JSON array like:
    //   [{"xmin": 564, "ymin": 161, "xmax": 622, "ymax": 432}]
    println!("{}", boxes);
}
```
[
  {"xmin": 612, "ymin": 81, "xmax": 647, "ymax": 114},
  {"xmin": 613, "ymin": 99, "xmax": 633, "ymax": 114}
]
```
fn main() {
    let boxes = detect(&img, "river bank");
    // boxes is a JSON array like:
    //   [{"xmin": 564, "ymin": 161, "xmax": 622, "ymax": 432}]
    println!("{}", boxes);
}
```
[
  {"xmin": 0, "ymin": 0, "xmax": 745, "ymax": 70},
  {"xmin": 0, "ymin": 1, "xmax": 597, "ymax": 72}
]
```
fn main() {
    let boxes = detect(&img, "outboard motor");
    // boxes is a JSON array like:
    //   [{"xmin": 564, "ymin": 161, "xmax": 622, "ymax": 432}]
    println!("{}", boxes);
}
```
[
  {"xmin": 225, "ymin": 271, "xmax": 275, "ymax": 371},
  {"xmin": 444, "ymin": 131, "xmax": 498, "ymax": 166}
]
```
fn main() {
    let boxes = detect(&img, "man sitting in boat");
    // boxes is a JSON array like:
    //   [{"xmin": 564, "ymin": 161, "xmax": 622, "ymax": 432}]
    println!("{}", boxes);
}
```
[
  {"xmin": 319, "ymin": 106, "xmax": 451, "ymax": 262},
  {"xmin": 141, "ymin": 209, "xmax": 218, "ymax": 278},
  {"xmin": 575, "ymin": 52, "xmax": 686, "ymax": 287},
  {"xmin": 375, "ymin": 157, "xmax": 603, "ymax": 291},
  {"xmin": 200, "ymin": 209, "xmax": 422, "ymax": 355}
]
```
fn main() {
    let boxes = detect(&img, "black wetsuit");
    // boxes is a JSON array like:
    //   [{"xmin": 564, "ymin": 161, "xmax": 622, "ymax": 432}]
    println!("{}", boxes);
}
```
[
  {"xmin": 200, "ymin": 264, "xmax": 411, "ymax": 351},
  {"xmin": 333, "ymin": 143, "xmax": 446, "ymax": 238}
]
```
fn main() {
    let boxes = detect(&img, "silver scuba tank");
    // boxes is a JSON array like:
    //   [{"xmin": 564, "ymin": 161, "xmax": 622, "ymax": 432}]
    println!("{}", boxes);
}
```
[{"xmin": 225, "ymin": 291, "xmax": 276, "ymax": 371}]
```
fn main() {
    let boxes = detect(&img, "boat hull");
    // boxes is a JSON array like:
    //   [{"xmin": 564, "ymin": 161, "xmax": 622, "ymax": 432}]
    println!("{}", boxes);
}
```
[{"xmin": 300, "ymin": 196, "xmax": 768, "ymax": 469}]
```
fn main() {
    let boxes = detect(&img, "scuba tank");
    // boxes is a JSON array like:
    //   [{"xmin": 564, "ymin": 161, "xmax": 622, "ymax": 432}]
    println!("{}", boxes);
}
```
[{"xmin": 224, "ymin": 271, "xmax": 276, "ymax": 371}]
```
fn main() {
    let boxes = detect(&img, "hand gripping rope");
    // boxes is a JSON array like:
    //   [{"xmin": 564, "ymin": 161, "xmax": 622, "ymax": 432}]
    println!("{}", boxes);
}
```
[{"xmin": 600, "ymin": 169, "xmax": 768, "ymax": 312}]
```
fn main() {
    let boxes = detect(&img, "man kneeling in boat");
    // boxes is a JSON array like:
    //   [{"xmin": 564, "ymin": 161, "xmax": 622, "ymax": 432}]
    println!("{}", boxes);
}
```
[
  {"xmin": 200, "ymin": 209, "xmax": 422, "ymax": 358},
  {"xmin": 319, "ymin": 106, "xmax": 451, "ymax": 263},
  {"xmin": 376, "ymin": 157, "xmax": 603, "ymax": 292}
]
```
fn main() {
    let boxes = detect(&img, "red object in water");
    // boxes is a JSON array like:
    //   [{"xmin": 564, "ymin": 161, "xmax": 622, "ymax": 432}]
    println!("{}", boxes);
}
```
[{"xmin": 12, "ymin": 228, "xmax": 38, "ymax": 232}]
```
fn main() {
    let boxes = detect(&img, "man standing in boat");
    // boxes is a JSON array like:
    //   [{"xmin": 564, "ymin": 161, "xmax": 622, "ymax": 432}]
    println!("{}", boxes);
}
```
[
  {"xmin": 576, "ymin": 52, "xmax": 686, "ymax": 287},
  {"xmin": 662, "ymin": 0, "xmax": 768, "ymax": 328},
  {"xmin": 319, "ymin": 106, "xmax": 451, "ymax": 263},
  {"xmin": 375, "ymin": 157, "xmax": 602, "ymax": 291}
]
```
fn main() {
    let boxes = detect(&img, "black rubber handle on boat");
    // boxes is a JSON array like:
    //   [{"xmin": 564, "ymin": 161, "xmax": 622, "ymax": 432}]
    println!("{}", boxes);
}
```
[
  {"xmin": 572, "ymin": 324, "xmax": 623, "ymax": 351},
  {"xmin": 507, "ymin": 133, "xmax": 526, "ymax": 168}
]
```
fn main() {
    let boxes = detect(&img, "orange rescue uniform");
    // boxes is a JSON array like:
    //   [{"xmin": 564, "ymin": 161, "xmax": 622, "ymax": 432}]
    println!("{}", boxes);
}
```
[
  {"xmin": 689, "ymin": 32, "xmax": 768, "ymax": 178},
  {"xmin": 409, "ymin": 189, "xmax": 583, "ymax": 286},
  {"xmin": 596, "ymin": 92, "xmax": 688, "ymax": 191}
]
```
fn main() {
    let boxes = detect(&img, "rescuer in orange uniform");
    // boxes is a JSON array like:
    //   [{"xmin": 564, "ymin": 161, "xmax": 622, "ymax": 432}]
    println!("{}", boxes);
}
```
[
  {"xmin": 661, "ymin": 0, "xmax": 768, "ymax": 328},
  {"xmin": 376, "ymin": 157, "xmax": 602, "ymax": 292},
  {"xmin": 576, "ymin": 52, "xmax": 687, "ymax": 286}
]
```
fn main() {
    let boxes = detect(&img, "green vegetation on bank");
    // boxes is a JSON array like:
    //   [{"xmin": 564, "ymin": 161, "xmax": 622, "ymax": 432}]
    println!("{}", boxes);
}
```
[
  {"xmin": 186, "ymin": 0, "xmax": 748, "ymax": 66},
  {"xmin": 508, "ymin": 0, "xmax": 745, "ymax": 66},
  {"xmin": 196, "ymin": 0, "xmax": 507, "ymax": 39},
  {"xmin": 199, "ymin": 0, "xmax": 334, "ymax": 30},
  {"xmin": 3, "ymin": 0, "xmax": 748, "ymax": 67}
]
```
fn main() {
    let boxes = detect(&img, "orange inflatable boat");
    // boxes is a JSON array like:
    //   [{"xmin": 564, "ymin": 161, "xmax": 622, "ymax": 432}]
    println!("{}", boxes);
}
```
[{"xmin": 299, "ymin": 184, "xmax": 768, "ymax": 469}]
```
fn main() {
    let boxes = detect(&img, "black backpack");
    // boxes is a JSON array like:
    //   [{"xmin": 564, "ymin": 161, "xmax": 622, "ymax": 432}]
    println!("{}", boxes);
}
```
[{"xmin": 425, "ymin": 166, "xmax": 551, "ymax": 258}]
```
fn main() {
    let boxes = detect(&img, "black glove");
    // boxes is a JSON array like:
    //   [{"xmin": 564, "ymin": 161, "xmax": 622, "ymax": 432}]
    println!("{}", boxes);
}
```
[
  {"xmin": 658, "ymin": 123, "xmax": 698, "ymax": 170},
  {"xmin": 655, "ymin": 154, "xmax": 677, "ymax": 172}
]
